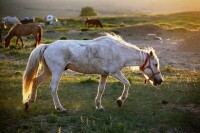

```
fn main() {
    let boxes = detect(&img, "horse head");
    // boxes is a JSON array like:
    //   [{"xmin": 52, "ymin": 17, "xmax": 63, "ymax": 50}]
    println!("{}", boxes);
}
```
[
  {"xmin": 4, "ymin": 37, "xmax": 10, "ymax": 48},
  {"xmin": 140, "ymin": 50, "xmax": 163, "ymax": 86}
]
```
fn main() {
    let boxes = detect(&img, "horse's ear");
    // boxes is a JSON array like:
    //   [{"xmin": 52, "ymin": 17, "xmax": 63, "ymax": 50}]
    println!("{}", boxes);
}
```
[
  {"xmin": 150, "ymin": 51, "xmax": 154, "ymax": 59},
  {"xmin": 150, "ymin": 51, "xmax": 153, "ymax": 57}
]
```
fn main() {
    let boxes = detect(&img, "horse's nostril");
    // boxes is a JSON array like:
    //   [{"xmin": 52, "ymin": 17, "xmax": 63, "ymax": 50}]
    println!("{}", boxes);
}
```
[{"xmin": 159, "ymin": 79, "xmax": 163, "ymax": 84}]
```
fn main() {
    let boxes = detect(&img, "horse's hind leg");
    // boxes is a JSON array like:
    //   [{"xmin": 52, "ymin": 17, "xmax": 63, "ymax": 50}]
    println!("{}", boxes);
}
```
[
  {"xmin": 95, "ymin": 75, "xmax": 107, "ymax": 111},
  {"xmin": 50, "ymin": 71, "xmax": 66, "ymax": 112},
  {"xmin": 29, "ymin": 69, "xmax": 51, "ymax": 103},
  {"xmin": 111, "ymin": 71, "xmax": 130, "ymax": 107}
]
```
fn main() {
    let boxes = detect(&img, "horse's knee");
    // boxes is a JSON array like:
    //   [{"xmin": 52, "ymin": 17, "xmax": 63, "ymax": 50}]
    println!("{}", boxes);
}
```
[
  {"xmin": 98, "ymin": 86, "xmax": 105, "ymax": 93},
  {"xmin": 50, "ymin": 87, "xmax": 58, "ymax": 96},
  {"xmin": 51, "ymin": 89, "xmax": 57, "ymax": 94},
  {"xmin": 124, "ymin": 80, "xmax": 130, "ymax": 88}
]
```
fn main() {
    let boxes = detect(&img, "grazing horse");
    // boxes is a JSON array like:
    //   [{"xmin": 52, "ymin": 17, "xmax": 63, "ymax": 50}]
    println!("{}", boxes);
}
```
[
  {"xmin": 20, "ymin": 16, "xmax": 35, "ymax": 24},
  {"xmin": 5, "ymin": 23, "xmax": 42, "ymax": 48},
  {"xmin": 23, "ymin": 33, "xmax": 163, "ymax": 112},
  {"xmin": 2, "ymin": 16, "xmax": 21, "ymax": 25},
  {"xmin": 85, "ymin": 18, "xmax": 103, "ymax": 28}
]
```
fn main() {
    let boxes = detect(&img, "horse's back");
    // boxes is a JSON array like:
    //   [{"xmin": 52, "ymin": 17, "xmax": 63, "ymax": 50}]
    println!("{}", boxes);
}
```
[
  {"xmin": 44, "ymin": 38, "xmax": 126, "ymax": 74},
  {"xmin": 14, "ymin": 23, "xmax": 41, "ymax": 34},
  {"xmin": 48, "ymin": 38, "xmax": 119, "ymax": 55}
]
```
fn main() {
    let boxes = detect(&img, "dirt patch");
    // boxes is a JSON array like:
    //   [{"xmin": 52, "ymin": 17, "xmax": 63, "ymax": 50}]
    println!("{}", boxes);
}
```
[
  {"xmin": 178, "ymin": 33, "xmax": 200, "ymax": 52},
  {"xmin": 119, "ymin": 24, "xmax": 164, "ymax": 39},
  {"xmin": 118, "ymin": 24, "xmax": 190, "ymax": 40}
]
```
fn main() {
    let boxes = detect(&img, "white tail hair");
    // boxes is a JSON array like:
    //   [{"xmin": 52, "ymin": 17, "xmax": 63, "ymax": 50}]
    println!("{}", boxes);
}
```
[{"xmin": 22, "ymin": 44, "xmax": 48, "ymax": 103}]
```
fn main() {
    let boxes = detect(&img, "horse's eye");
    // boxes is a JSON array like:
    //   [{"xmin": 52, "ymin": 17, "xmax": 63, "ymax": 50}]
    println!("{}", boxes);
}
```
[{"xmin": 155, "ymin": 64, "xmax": 158, "ymax": 67}]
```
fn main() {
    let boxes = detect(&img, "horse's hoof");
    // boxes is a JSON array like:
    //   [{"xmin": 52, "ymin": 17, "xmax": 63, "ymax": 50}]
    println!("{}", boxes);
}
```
[
  {"xmin": 24, "ymin": 103, "xmax": 29, "ymax": 110},
  {"xmin": 97, "ymin": 107, "xmax": 105, "ymax": 112},
  {"xmin": 117, "ymin": 99, "xmax": 123, "ymax": 107},
  {"xmin": 56, "ymin": 107, "xmax": 67, "ymax": 113}
]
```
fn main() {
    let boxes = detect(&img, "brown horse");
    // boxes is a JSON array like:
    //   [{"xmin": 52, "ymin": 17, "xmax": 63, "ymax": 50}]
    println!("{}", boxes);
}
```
[
  {"xmin": 5, "ymin": 23, "xmax": 42, "ymax": 48},
  {"xmin": 85, "ymin": 18, "xmax": 103, "ymax": 28}
]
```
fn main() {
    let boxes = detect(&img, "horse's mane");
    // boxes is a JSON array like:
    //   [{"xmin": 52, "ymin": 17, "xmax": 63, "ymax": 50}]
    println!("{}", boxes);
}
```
[
  {"xmin": 8, "ymin": 23, "xmax": 20, "ymax": 32},
  {"xmin": 94, "ymin": 33, "xmax": 158, "ymax": 60},
  {"xmin": 143, "ymin": 47, "xmax": 159, "ymax": 67},
  {"xmin": 6, "ymin": 24, "xmax": 18, "ymax": 36},
  {"xmin": 103, "ymin": 32, "xmax": 141, "ymax": 50},
  {"xmin": 103, "ymin": 32, "xmax": 159, "ymax": 65}
]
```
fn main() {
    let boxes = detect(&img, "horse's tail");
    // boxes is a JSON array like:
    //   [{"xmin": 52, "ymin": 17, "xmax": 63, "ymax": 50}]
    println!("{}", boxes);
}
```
[
  {"xmin": 98, "ymin": 21, "xmax": 103, "ymax": 28},
  {"xmin": 37, "ymin": 25, "xmax": 42, "ymax": 46},
  {"xmin": 22, "ymin": 44, "xmax": 48, "ymax": 103}
]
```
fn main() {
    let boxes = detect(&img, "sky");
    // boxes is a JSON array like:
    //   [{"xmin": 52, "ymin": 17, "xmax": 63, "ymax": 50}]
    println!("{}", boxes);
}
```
[{"xmin": 0, "ymin": 0, "xmax": 200, "ymax": 18}]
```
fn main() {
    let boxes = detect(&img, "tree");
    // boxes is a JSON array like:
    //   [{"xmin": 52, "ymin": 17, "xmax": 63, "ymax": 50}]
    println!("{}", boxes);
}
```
[{"xmin": 80, "ymin": 7, "xmax": 97, "ymax": 16}]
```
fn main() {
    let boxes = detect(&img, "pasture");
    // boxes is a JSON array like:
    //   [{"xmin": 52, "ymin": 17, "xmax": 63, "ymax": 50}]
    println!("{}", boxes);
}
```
[{"xmin": 1, "ymin": 12, "xmax": 200, "ymax": 132}]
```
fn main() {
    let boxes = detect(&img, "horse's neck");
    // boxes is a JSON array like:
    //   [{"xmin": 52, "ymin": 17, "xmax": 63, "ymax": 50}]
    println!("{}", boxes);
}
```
[
  {"xmin": 138, "ymin": 50, "xmax": 148, "ymax": 66},
  {"xmin": 6, "ymin": 29, "xmax": 15, "ymax": 40},
  {"xmin": 124, "ymin": 48, "xmax": 147, "ymax": 67}
]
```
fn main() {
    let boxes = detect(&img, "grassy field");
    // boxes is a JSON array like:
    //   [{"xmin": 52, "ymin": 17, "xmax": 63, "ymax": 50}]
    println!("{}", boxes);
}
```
[{"xmin": 0, "ymin": 12, "xmax": 200, "ymax": 133}]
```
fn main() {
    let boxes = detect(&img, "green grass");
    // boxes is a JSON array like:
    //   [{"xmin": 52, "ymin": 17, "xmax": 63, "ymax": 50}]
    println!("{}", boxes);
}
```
[
  {"xmin": 0, "ymin": 46, "xmax": 200, "ymax": 133},
  {"xmin": 1, "ymin": 11, "xmax": 200, "ymax": 132}
]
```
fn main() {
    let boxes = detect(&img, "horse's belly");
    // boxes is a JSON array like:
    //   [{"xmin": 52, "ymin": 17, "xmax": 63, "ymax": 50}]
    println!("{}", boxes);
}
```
[{"xmin": 66, "ymin": 61, "xmax": 108, "ymax": 75}]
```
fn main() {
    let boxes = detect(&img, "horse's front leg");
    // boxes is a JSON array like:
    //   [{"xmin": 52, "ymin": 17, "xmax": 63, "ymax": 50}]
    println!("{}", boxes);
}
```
[
  {"xmin": 19, "ymin": 36, "xmax": 24, "ymax": 47},
  {"xmin": 95, "ymin": 75, "xmax": 107, "ymax": 111},
  {"xmin": 16, "ymin": 37, "xmax": 19, "ymax": 46},
  {"xmin": 50, "ymin": 72, "xmax": 66, "ymax": 112},
  {"xmin": 111, "ymin": 71, "xmax": 130, "ymax": 107}
]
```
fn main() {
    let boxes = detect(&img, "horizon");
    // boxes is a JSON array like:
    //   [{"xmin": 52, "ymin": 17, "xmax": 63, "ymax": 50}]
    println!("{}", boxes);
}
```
[{"xmin": 0, "ymin": 0, "xmax": 200, "ymax": 18}]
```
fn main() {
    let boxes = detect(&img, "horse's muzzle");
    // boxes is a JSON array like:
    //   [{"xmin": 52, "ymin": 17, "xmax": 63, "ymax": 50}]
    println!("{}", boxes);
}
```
[{"xmin": 153, "ymin": 78, "xmax": 163, "ymax": 86}]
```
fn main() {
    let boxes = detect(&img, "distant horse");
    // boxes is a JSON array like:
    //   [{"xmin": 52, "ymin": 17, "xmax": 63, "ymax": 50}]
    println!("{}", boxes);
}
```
[
  {"xmin": 22, "ymin": 33, "xmax": 163, "ymax": 112},
  {"xmin": 2, "ymin": 16, "xmax": 21, "ymax": 25},
  {"xmin": 20, "ymin": 16, "xmax": 35, "ymax": 24},
  {"xmin": 85, "ymin": 18, "xmax": 103, "ymax": 28},
  {"xmin": 45, "ymin": 15, "xmax": 59, "ymax": 25},
  {"xmin": 5, "ymin": 23, "xmax": 42, "ymax": 48}
]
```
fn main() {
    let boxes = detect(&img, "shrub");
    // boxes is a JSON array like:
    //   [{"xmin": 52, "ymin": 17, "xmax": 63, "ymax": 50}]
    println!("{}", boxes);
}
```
[
  {"xmin": 59, "ymin": 36, "xmax": 67, "ymax": 40},
  {"xmin": 82, "ymin": 37, "xmax": 90, "ymax": 40},
  {"xmin": 80, "ymin": 28, "xmax": 89, "ymax": 32},
  {"xmin": 80, "ymin": 7, "xmax": 97, "ymax": 16}
]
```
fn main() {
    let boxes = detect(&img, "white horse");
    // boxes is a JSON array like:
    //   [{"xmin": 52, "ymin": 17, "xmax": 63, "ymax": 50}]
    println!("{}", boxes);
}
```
[
  {"xmin": 23, "ymin": 33, "xmax": 163, "ymax": 112},
  {"xmin": 2, "ymin": 16, "xmax": 21, "ymax": 25}
]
